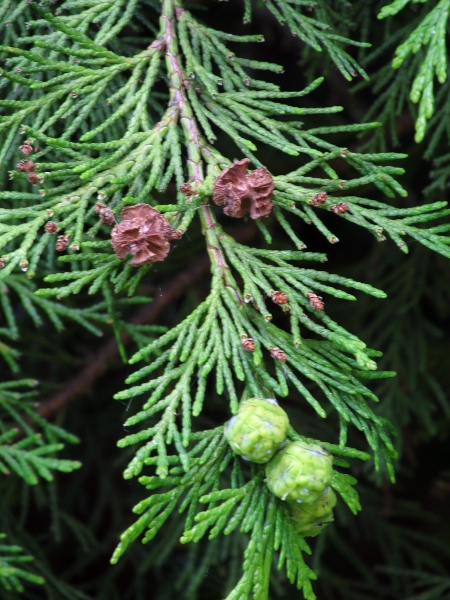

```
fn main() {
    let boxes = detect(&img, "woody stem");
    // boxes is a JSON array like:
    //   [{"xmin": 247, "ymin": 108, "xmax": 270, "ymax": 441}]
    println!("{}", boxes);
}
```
[
  {"xmin": 161, "ymin": 0, "xmax": 240, "ymax": 296},
  {"xmin": 200, "ymin": 205, "xmax": 243, "ymax": 304},
  {"xmin": 161, "ymin": 0, "xmax": 203, "ymax": 183}
]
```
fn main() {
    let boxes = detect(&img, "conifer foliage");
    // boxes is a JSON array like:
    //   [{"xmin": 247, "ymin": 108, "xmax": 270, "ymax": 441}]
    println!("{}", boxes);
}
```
[{"xmin": 0, "ymin": 1, "xmax": 449, "ymax": 598}]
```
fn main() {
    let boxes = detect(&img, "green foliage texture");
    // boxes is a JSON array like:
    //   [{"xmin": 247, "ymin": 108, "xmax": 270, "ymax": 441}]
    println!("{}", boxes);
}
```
[{"xmin": 0, "ymin": 0, "xmax": 450, "ymax": 599}]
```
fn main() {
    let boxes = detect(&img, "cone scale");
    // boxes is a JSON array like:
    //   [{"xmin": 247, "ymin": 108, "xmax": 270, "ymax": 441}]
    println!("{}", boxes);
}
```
[
  {"xmin": 224, "ymin": 398, "xmax": 290, "ymax": 464},
  {"xmin": 265, "ymin": 441, "xmax": 333, "ymax": 503}
]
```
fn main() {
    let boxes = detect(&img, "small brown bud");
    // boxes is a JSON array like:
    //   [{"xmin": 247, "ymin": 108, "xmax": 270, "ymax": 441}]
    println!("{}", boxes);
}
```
[
  {"xmin": 111, "ymin": 203, "xmax": 178, "ymax": 267},
  {"xmin": 17, "ymin": 159, "xmax": 36, "ymax": 172},
  {"xmin": 0, "ymin": 257, "xmax": 6, "ymax": 269},
  {"xmin": 56, "ymin": 234, "xmax": 70, "ymax": 252},
  {"xmin": 95, "ymin": 202, "xmax": 115, "ymax": 225},
  {"xmin": 308, "ymin": 192, "xmax": 327, "ymax": 206},
  {"xmin": 180, "ymin": 182, "xmax": 196, "ymax": 196},
  {"xmin": 330, "ymin": 202, "xmax": 349, "ymax": 214},
  {"xmin": 45, "ymin": 221, "xmax": 58, "ymax": 234},
  {"xmin": 100, "ymin": 209, "xmax": 115, "ymax": 225},
  {"xmin": 21, "ymin": 260, "xmax": 28, "ymax": 272},
  {"xmin": 69, "ymin": 91, "xmax": 78, "ymax": 98},
  {"xmin": 19, "ymin": 140, "xmax": 33, "ymax": 156},
  {"xmin": 271, "ymin": 290, "xmax": 288, "ymax": 305},
  {"xmin": 27, "ymin": 172, "xmax": 43, "ymax": 185},
  {"xmin": 241, "ymin": 336, "xmax": 255, "ymax": 352},
  {"xmin": 212, "ymin": 158, "xmax": 274, "ymax": 220},
  {"xmin": 270, "ymin": 347, "xmax": 287, "ymax": 362},
  {"xmin": 307, "ymin": 292, "xmax": 324, "ymax": 311}
]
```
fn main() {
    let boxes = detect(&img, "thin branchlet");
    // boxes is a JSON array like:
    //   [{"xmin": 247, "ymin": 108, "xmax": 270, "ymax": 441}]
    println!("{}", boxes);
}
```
[{"xmin": 0, "ymin": 1, "xmax": 449, "ymax": 598}]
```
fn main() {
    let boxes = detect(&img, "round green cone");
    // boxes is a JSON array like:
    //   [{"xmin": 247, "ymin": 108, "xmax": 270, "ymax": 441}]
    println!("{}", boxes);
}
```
[
  {"xmin": 288, "ymin": 487, "xmax": 337, "ymax": 537},
  {"xmin": 265, "ymin": 440, "xmax": 333, "ymax": 502},
  {"xmin": 224, "ymin": 398, "xmax": 290, "ymax": 463}
]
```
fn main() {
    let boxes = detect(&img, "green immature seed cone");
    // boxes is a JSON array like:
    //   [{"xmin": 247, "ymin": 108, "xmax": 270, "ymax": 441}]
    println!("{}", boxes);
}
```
[
  {"xmin": 265, "ymin": 441, "xmax": 333, "ymax": 502},
  {"xmin": 288, "ymin": 487, "xmax": 337, "ymax": 537},
  {"xmin": 224, "ymin": 398, "xmax": 290, "ymax": 463}
]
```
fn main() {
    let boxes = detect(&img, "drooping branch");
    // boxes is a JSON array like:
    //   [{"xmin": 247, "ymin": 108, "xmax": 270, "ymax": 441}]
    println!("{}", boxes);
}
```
[
  {"xmin": 35, "ymin": 224, "xmax": 257, "ymax": 420},
  {"xmin": 35, "ymin": 253, "xmax": 209, "ymax": 419}
]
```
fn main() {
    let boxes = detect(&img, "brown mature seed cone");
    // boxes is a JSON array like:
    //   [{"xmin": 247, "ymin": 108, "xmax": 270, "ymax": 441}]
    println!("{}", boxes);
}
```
[
  {"xmin": 212, "ymin": 158, "xmax": 274, "ymax": 219},
  {"xmin": 111, "ymin": 204, "xmax": 178, "ymax": 267}
]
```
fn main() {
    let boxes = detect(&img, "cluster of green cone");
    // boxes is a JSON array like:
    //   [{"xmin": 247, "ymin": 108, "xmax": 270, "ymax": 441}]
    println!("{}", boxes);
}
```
[{"xmin": 224, "ymin": 398, "xmax": 336, "ymax": 537}]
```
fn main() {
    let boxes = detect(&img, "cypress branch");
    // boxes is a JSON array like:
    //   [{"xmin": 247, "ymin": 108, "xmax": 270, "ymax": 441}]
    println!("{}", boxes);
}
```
[{"xmin": 1, "ymin": 0, "xmax": 450, "ymax": 597}]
